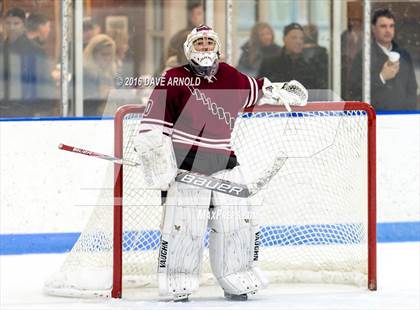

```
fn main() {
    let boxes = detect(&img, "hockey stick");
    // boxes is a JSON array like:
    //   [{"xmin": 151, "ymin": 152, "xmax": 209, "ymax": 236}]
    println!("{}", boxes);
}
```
[
  {"xmin": 58, "ymin": 143, "xmax": 286, "ymax": 198},
  {"xmin": 58, "ymin": 143, "xmax": 140, "ymax": 166}
]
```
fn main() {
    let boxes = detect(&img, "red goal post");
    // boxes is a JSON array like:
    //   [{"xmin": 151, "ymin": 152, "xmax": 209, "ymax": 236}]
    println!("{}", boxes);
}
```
[{"xmin": 112, "ymin": 101, "xmax": 377, "ymax": 298}]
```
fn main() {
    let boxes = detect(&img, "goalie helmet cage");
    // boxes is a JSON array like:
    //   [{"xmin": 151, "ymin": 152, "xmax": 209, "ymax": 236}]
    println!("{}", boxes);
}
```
[{"xmin": 111, "ymin": 102, "xmax": 377, "ymax": 298}]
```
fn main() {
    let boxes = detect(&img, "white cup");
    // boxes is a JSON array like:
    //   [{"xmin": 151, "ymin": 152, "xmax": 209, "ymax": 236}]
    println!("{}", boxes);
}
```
[{"xmin": 388, "ymin": 51, "xmax": 400, "ymax": 63}]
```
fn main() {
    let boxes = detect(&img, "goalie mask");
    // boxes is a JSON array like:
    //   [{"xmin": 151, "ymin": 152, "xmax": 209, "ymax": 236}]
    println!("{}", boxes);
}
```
[{"xmin": 184, "ymin": 25, "xmax": 221, "ymax": 77}]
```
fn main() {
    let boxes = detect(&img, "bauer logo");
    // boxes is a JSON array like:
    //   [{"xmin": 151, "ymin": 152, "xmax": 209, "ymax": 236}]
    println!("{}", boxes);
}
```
[
  {"xmin": 159, "ymin": 240, "xmax": 168, "ymax": 268},
  {"xmin": 179, "ymin": 173, "xmax": 244, "ymax": 196}
]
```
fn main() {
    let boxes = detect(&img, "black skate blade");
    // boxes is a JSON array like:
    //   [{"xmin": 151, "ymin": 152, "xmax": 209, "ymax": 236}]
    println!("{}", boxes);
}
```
[
  {"xmin": 224, "ymin": 292, "xmax": 248, "ymax": 301},
  {"xmin": 173, "ymin": 294, "xmax": 189, "ymax": 302}
]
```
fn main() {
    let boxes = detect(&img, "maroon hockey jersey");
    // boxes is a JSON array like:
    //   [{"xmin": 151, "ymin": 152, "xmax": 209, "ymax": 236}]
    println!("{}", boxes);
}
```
[{"xmin": 140, "ymin": 62, "xmax": 263, "ymax": 174}]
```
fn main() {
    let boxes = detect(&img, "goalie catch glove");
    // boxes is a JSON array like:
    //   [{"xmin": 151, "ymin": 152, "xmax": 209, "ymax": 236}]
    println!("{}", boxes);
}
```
[
  {"xmin": 259, "ymin": 78, "xmax": 308, "ymax": 112},
  {"xmin": 133, "ymin": 130, "xmax": 177, "ymax": 190}
]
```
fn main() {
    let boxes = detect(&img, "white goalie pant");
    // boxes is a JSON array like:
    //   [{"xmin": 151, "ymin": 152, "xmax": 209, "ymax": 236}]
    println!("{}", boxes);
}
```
[
  {"xmin": 209, "ymin": 166, "xmax": 267, "ymax": 295},
  {"xmin": 158, "ymin": 181, "xmax": 211, "ymax": 298},
  {"xmin": 158, "ymin": 165, "xmax": 267, "ymax": 298}
]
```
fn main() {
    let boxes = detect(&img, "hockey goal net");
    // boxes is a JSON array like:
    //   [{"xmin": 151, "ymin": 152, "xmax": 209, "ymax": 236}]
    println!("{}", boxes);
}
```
[{"xmin": 44, "ymin": 102, "xmax": 376, "ymax": 298}]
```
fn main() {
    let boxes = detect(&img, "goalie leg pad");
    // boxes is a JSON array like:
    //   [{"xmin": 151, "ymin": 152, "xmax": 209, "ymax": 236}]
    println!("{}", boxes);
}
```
[
  {"xmin": 158, "ymin": 181, "xmax": 211, "ymax": 298},
  {"xmin": 208, "ymin": 167, "xmax": 267, "ymax": 296}
]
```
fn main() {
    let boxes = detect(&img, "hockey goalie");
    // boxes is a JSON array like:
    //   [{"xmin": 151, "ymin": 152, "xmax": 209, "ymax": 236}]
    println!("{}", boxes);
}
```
[{"xmin": 134, "ymin": 25, "xmax": 308, "ymax": 301}]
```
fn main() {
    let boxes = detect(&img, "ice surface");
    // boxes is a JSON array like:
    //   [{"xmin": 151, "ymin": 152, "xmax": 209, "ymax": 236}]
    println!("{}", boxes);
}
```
[{"xmin": 1, "ymin": 242, "xmax": 419, "ymax": 310}]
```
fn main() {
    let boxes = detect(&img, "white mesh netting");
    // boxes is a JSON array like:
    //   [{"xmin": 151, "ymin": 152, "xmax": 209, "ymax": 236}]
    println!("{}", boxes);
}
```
[{"xmin": 44, "ymin": 104, "xmax": 370, "ymax": 297}]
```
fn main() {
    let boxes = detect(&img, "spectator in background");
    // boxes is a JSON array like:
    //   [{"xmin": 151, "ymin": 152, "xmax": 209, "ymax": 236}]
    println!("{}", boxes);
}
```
[
  {"xmin": 237, "ymin": 22, "xmax": 282, "ymax": 77},
  {"xmin": 83, "ymin": 34, "xmax": 117, "ymax": 116},
  {"xmin": 0, "ymin": 16, "xmax": 4, "ymax": 42},
  {"xmin": 26, "ymin": 13, "xmax": 51, "ymax": 48},
  {"xmin": 349, "ymin": 8, "xmax": 417, "ymax": 110},
  {"xmin": 107, "ymin": 29, "xmax": 134, "ymax": 78},
  {"xmin": 163, "ymin": 29, "xmax": 190, "ymax": 73},
  {"xmin": 302, "ymin": 24, "xmax": 328, "ymax": 89},
  {"xmin": 258, "ymin": 23, "xmax": 320, "ymax": 90},
  {"xmin": 83, "ymin": 17, "xmax": 101, "ymax": 49},
  {"xmin": 0, "ymin": 7, "xmax": 55, "ymax": 112},
  {"xmin": 165, "ymin": 2, "xmax": 204, "ymax": 70},
  {"xmin": 341, "ymin": 7, "xmax": 363, "ymax": 100}
]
